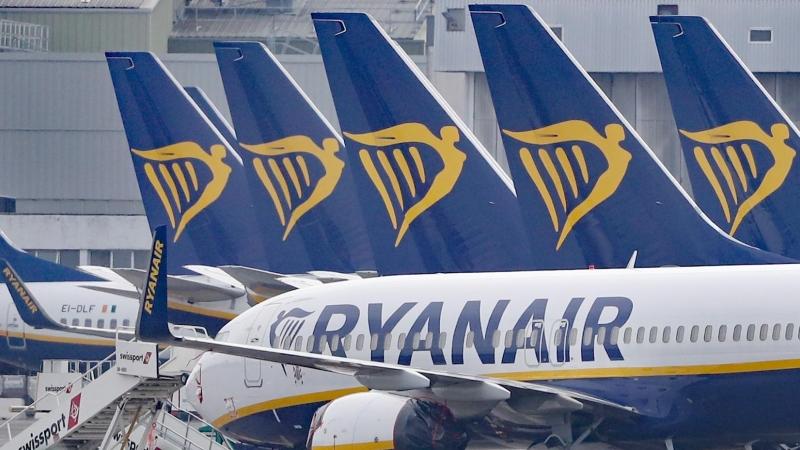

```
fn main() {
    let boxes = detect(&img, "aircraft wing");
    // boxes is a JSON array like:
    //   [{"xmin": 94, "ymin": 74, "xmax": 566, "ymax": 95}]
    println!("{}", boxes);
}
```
[
  {"xmin": 137, "ymin": 230, "xmax": 638, "ymax": 418},
  {"xmin": 112, "ymin": 268, "xmax": 245, "ymax": 302},
  {"xmin": 1, "ymin": 259, "xmax": 133, "ymax": 340}
]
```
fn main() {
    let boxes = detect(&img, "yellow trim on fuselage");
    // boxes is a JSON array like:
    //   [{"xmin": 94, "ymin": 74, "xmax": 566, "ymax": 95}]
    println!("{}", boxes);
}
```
[
  {"xmin": 4, "ymin": 330, "xmax": 113, "ymax": 347},
  {"xmin": 212, "ymin": 387, "xmax": 367, "ymax": 428}
]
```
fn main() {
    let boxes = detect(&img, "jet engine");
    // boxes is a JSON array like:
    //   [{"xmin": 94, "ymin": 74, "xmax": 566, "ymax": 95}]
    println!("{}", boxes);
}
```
[{"xmin": 307, "ymin": 391, "xmax": 470, "ymax": 450}]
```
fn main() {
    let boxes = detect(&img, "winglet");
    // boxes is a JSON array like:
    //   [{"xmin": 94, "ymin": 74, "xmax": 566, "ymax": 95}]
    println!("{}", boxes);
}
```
[
  {"xmin": 1, "ymin": 259, "xmax": 67, "ymax": 330},
  {"xmin": 136, "ymin": 225, "xmax": 175, "ymax": 342}
]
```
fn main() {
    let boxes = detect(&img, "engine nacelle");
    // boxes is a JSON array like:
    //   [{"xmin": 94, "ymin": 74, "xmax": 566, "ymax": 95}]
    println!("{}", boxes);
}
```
[{"xmin": 307, "ymin": 392, "xmax": 469, "ymax": 450}]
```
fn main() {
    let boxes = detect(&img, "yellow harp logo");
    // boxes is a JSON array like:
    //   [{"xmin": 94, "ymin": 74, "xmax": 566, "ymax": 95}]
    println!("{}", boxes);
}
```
[
  {"xmin": 345, "ymin": 123, "xmax": 467, "ymax": 247},
  {"xmin": 132, "ymin": 142, "xmax": 232, "ymax": 242},
  {"xmin": 680, "ymin": 121, "xmax": 796, "ymax": 236},
  {"xmin": 240, "ymin": 136, "xmax": 344, "ymax": 240},
  {"xmin": 504, "ymin": 120, "xmax": 632, "ymax": 250}
]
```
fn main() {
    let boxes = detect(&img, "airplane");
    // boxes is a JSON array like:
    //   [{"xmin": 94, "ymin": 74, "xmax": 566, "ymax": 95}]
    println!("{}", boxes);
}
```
[
  {"xmin": 650, "ymin": 16, "xmax": 800, "ymax": 259},
  {"xmin": 135, "ymin": 218, "xmax": 800, "ymax": 450},
  {"xmin": 468, "ymin": 5, "xmax": 791, "ymax": 268}
]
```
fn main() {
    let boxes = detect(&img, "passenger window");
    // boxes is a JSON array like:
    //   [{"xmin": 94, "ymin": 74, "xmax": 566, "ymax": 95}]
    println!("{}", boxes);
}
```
[
  {"xmin": 466, "ymin": 331, "xmax": 475, "ymax": 348},
  {"xmin": 530, "ymin": 329, "xmax": 539, "ymax": 346},
  {"xmin": 283, "ymin": 337, "xmax": 292, "ymax": 350},
  {"xmin": 318, "ymin": 335, "xmax": 328, "ymax": 352},
  {"xmin": 60, "ymin": 318, "xmax": 67, "ymax": 325},
  {"xmin": 718, "ymin": 325, "xmax": 727, "ymax": 342},
  {"xmin": 703, "ymin": 325, "xmax": 712, "ymax": 342},
  {"xmin": 330, "ymin": 334, "xmax": 340, "ymax": 352},
  {"xmin": 676, "ymin": 326, "xmax": 684, "ymax": 343},
  {"xmin": 662, "ymin": 326, "xmax": 671, "ymax": 343},
  {"xmin": 516, "ymin": 330, "xmax": 526, "ymax": 348},
  {"xmin": 555, "ymin": 328, "xmax": 564, "ymax": 346},
  {"xmin": 110, "ymin": 319, "xmax": 117, "ymax": 330},
  {"xmin": 747, "ymin": 324, "xmax": 756, "ymax": 341},
  {"xmin": 343, "ymin": 334, "xmax": 352, "ymax": 351},
  {"xmin": 438, "ymin": 332, "xmax": 447, "ymax": 350},
  {"xmin": 786, "ymin": 324, "xmax": 794, "ymax": 341},
  {"xmin": 425, "ymin": 332, "xmax": 434, "ymax": 350},
  {"xmin": 610, "ymin": 327, "xmax": 620, "ymax": 345},
  {"xmin": 492, "ymin": 330, "xmax": 501, "ymax": 348},
  {"xmin": 636, "ymin": 327, "xmax": 645, "ymax": 344},
  {"xmin": 772, "ymin": 324, "xmax": 781, "ymax": 341},
  {"xmin": 307, "ymin": 336, "xmax": 315, "ymax": 352},
  {"xmin": 690, "ymin": 325, "xmax": 699, "ymax": 343},
  {"xmin": 85, "ymin": 319, "xmax": 92, "ymax": 327},
  {"xmin": 384, "ymin": 333, "xmax": 392, "ymax": 350},
  {"xmin": 623, "ymin": 327, "xmax": 632, "ymax": 344},
  {"xmin": 295, "ymin": 336, "xmax": 303, "ymax": 351},
  {"xmin": 649, "ymin": 326, "xmax": 658, "ymax": 344},
  {"xmin": 398, "ymin": 333, "xmax": 407, "ymax": 350},
  {"xmin": 412, "ymin": 332, "xmax": 421, "ymax": 349},
  {"xmin": 583, "ymin": 327, "xmax": 594, "ymax": 346},
  {"xmin": 733, "ymin": 325, "xmax": 742, "ymax": 342},
  {"xmin": 505, "ymin": 330, "xmax": 514, "ymax": 348},
  {"xmin": 570, "ymin": 328, "xmax": 578, "ymax": 346},
  {"xmin": 123, "ymin": 319, "xmax": 130, "ymax": 327},
  {"xmin": 760, "ymin": 324, "xmax": 769, "ymax": 341},
  {"xmin": 596, "ymin": 327, "xmax": 606, "ymax": 345},
  {"xmin": 370, "ymin": 333, "xmax": 379, "ymax": 351},
  {"xmin": 97, "ymin": 319, "xmax": 105, "ymax": 329},
  {"xmin": 356, "ymin": 334, "xmax": 364, "ymax": 351}
]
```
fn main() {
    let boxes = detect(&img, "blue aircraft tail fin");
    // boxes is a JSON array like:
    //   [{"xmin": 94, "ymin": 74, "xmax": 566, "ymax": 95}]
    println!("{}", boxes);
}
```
[
  {"xmin": 106, "ymin": 52, "xmax": 270, "ymax": 274},
  {"xmin": 1, "ymin": 259, "xmax": 68, "ymax": 329},
  {"xmin": 651, "ymin": 16, "xmax": 800, "ymax": 259},
  {"xmin": 311, "ymin": 13, "xmax": 535, "ymax": 274},
  {"xmin": 136, "ymin": 225, "xmax": 174, "ymax": 342},
  {"xmin": 469, "ymin": 5, "xmax": 791, "ymax": 267},
  {"xmin": 183, "ymin": 87, "xmax": 239, "ymax": 149},
  {"xmin": 0, "ymin": 229, "xmax": 99, "ymax": 282},
  {"xmin": 212, "ymin": 41, "xmax": 375, "ymax": 274}
]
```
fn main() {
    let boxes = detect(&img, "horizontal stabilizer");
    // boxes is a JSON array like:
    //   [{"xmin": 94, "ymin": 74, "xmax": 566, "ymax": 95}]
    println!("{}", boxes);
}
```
[
  {"xmin": 112, "ymin": 268, "xmax": 244, "ymax": 302},
  {"xmin": 218, "ymin": 265, "xmax": 304, "ymax": 303}
]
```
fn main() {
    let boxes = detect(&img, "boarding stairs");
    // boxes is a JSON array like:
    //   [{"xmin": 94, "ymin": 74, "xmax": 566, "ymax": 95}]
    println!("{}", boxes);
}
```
[{"xmin": 0, "ymin": 334, "xmax": 223, "ymax": 450}]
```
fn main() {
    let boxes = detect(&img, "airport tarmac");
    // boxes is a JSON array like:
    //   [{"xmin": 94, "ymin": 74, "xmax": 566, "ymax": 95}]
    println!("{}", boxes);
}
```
[{"xmin": 0, "ymin": 399, "xmax": 35, "ymax": 447}]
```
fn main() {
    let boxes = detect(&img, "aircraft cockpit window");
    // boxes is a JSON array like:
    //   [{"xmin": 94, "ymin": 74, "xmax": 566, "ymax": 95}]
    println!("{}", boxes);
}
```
[
  {"xmin": 425, "ymin": 332, "xmax": 433, "ymax": 350},
  {"xmin": 772, "ymin": 324, "xmax": 782, "ymax": 341},
  {"xmin": 306, "ymin": 336, "xmax": 315, "ymax": 352},
  {"xmin": 465, "ymin": 331, "xmax": 475, "ymax": 348},
  {"xmin": 343, "ymin": 334, "xmax": 352, "ymax": 351},
  {"xmin": 760, "ymin": 324, "xmax": 769, "ymax": 341},
  {"xmin": 492, "ymin": 330, "xmax": 501, "ymax": 348},
  {"xmin": 85, "ymin": 319, "xmax": 92, "ymax": 327},
  {"xmin": 610, "ymin": 327, "xmax": 620, "ymax": 345},
  {"xmin": 649, "ymin": 327, "xmax": 658, "ymax": 344},
  {"xmin": 356, "ymin": 334, "xmax": 364, "ymax": 351},
  {"xmin": 72, "ymin": 318, "xmax": 79, "ymax": 326},
  {"xmin": 662, "ymin": 326, "xmax": 671, "ymax": 343},
  {"xmin": 636, "ymin": 327, "xmax": 645, "ymax": 344},
  {"xmin": 398, "ymin": 333, "xmax": 407, "ymax": 350},
  {"xmin": 438, "ymin": 332, "xmax": 447, "ymax": 350},
  {"xmin": 786, "ymin": 324, "xmax": 794, "ymax": 341},
  {"xmin": 60, "ymin": 318, "xmax": 67, "ymax": 325},
  {"xmin": 690, "ymin": 325, "xmax": 699, "ymax": 343},
  {"xmin": 718, "ymin": 325, "xmax": 727, "ymax": 342},
  {"xmin": 583, "ymin": 328, "xmax": 593, "ymax": 346},
  {"xmin": 110, "ymin": 319, "xmax": 117, "ymax": 330},
  {"xmin": 596, "ymin": 327, "xmax": 606, "ymax": 345},
  {"xmin": 733, "ymin": 325, "xmax": 742, "ymax": 342},
  {"xmin": 623, "ymin": 327, "xmax": 632, "ymax": 344},
  {"xmin": 703, "ymin": 325, "xmax": 713, "ymax": 342},
  {"xmin": 294, "ymin": 336, "xmax": 303, "ymax": 351},
  {"xmin": 676, "ymin": 326, "xmax": 685, "ymax": 343}
]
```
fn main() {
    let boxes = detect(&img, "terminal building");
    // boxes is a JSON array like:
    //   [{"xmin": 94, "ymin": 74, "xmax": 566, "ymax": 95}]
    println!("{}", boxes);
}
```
[{"xmin": 0, "ymin": 0, "xmax": 799, "ymax": 269}]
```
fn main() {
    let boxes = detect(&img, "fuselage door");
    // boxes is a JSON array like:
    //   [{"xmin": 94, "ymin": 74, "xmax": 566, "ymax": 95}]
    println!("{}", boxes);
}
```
[
  {"xmin": 550, "ymin": 319, "xmax": 569, "ymax": 366},
  {"xmin": 5, "ymin": 304, "xmax": 26, "ymax": 349},
  {"xmin": 244, "ymin": 303, "xmax": 279, "ymax": 388},
  {"xmin": 524, "ymin": 319, "xmax": 545, "ymax": 367}
]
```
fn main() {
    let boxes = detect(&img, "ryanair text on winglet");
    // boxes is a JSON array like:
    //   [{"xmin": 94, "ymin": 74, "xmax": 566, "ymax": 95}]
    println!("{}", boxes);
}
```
[
  {"xmin": 2, "ymin": 267, "xmax": 38, "ymax": 315},
  {"xmin": 143, "ymin": 239, "xmax": 164, "ymax": 315}
]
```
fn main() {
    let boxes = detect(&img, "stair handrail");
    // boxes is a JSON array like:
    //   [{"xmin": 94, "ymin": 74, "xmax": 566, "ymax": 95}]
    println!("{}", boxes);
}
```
[
  {"xmin": 155, "ymin": 404, "xmax": 236, "ymax": 450},
  {"xmin": 1, "ymin": 351, "xmax": 118, "ymax": 441}
]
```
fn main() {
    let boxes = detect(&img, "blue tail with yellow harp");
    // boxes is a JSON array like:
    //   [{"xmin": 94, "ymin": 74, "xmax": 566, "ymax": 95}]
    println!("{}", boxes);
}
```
[
  {"xmin": 106, "ymin": 52, "xmax": 270, "ymax": 275},
  {"xmin": 311, "ymin": 13, "xmax": 535, "ymax": 274},
  {"xmin": 212, "ymin": 41, "xmax": 375, "ymax": 274},
  {"xmin": 469, "ymin": 4, "xmax": 792, "ymax": 267},
  {"xmin": 651, "ymin": 16, "xmax": 800, "ymax": 259}
]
